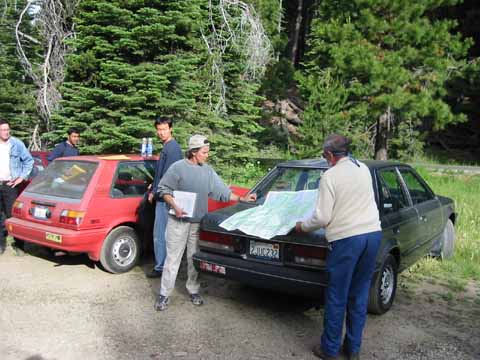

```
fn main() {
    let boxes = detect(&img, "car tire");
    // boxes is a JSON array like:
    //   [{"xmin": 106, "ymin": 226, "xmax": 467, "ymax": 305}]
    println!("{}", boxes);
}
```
[
  {"xmin": 368, "ymin": 254, "xmax": 397, "ymax": 315},
  {"xmin": 100, "ymin": 226, "xmax": 140, "ymax": 274},
  {"xmin": 440, "ymin": 219, "xmax": 455, "ymax": 260}
]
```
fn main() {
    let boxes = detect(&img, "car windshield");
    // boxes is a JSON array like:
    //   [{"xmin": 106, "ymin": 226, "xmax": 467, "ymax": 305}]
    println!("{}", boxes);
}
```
[
  {"xmin": 26, "ymin": 160, "xmax": 98, "ymax": 199},
  {"xmin": 252, "ymin": 167, "xmax": 325, "ymax": 203}
]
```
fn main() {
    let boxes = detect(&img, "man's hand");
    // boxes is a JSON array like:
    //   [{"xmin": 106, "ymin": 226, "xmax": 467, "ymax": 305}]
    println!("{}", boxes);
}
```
[
  {"xmin": 173, "ymin": 205, "xmax": 187, "ymax": 218},
  {"xmin": 7, "ymin": 177, "xmax": 24, "ymax": 188},
  {"xmin": 295, "ymin": 221, "xmax": 304, "ymax": 233},
  {"xmin": 240, "ymin": 193, "xmax": 257, "ymax": 202},
  {"xmin": 147, "ymin": 192, "xmax": 154, "ymax": 203}
]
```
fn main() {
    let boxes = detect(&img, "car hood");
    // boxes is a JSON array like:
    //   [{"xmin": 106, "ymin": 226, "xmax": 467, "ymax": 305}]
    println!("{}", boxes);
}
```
[{"xmin": 201, "ymin": 202, "xmax": 329, "ymax": 246}]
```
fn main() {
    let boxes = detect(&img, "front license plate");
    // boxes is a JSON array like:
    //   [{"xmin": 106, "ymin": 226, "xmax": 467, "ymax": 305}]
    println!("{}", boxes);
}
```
[
  {"xmin": 249, "ymin": 241, "xmax": 280, "ymax": 260},
  {"xmin": 33, "ymin": 207, "xmax": 48, "ymax": 219},
  {"xmin": 45, "ymin": 232, "xmax": 62, "ymax": 243}
]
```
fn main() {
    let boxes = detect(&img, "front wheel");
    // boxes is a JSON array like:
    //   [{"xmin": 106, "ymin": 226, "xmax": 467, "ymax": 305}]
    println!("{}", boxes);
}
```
[
  {"xmin": 100, "ymin": 226, "xmax": 140, "ymax": 274},
  {"xmin": 368, "ymin": 254, "xmax": 398, "ymax": 315}
]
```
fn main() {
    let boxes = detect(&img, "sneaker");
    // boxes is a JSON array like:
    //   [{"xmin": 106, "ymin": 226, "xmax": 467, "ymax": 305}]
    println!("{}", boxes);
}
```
[
  {"xmin": 189, "ymin": 293, "xmax": 204, "ymax": 306},
  {"xmin": 154, "ymin": 295, "xmax": 169, "ymax": 311},
  {"xmin": 146, "ymin": 268, "xmax": 163, "ymax": 278},
  {"xmin": 312, "ymin": 344, "xmax": 338, "ymax": 360}
]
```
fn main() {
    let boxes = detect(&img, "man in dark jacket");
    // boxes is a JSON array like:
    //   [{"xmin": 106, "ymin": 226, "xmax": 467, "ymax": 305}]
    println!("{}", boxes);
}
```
[
  {"xmin": 146, "ymin": 118, "xmax": 183, "ymax": 278},
  {"xmin": 47, "ymin": 127, "xmax": 81, "ymax": 162}
]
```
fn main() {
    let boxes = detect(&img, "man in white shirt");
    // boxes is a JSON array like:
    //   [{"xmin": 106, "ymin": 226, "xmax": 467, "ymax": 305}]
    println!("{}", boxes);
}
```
[
  {"xmin": 0, "ymin": 119, "xmax": 33, "ymax": 255},
  {"xmin": 296, "ymin": 134, "xmax": 382, "ymax": 360}
]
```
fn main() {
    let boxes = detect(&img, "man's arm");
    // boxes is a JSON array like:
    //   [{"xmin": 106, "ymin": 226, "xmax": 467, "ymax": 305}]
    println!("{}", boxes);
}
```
[
  {"xmin": 9, "ymin": 141, "xmax": 34, "ymax": 187},
  {"xmin": 47, "ymin": 142, "xmax": 64, "ymax": 162},
  {"xmin": 162, "ymin": 194, "xmax": 187, "ymax": 218},
  {"xmin": 296, "ymin": 176, "xmax": 334, "ymax": 233}
]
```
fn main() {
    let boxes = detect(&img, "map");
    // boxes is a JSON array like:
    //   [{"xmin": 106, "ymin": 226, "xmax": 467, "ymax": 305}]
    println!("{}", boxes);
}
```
[{"xmin": 219, "ymin": 190, "xmax": 318, "ymax": 239}]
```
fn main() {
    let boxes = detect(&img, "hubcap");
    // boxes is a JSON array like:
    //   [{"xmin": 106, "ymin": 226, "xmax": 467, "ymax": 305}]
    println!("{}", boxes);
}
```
[
  {"xmin": 112, "ymin": 236, "xmax": 136, "ymax": 267},
  {"xmin": 380, "ymin": 265, "xmax": 394, "ymax": 305}
]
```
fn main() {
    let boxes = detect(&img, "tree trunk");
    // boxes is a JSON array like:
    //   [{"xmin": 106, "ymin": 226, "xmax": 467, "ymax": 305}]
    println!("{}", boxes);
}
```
[
  {"xmin": 375, "ymin": 108, "xmax": 392, "ymax": 160},
  {"xmin": 290, "ymin": 0, "xmax": 303, "ymax": 65}
]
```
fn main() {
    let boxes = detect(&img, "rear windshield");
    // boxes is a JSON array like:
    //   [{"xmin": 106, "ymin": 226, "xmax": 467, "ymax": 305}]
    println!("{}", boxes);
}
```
[{"xmin": 26, "ymin": 160, "xmax": 98, "ymax": 199}]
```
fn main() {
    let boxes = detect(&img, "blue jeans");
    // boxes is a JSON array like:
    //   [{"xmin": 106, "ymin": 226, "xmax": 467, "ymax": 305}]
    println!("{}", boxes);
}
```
[
  {"xmin": 321, "ymin": 231, "xmax": 382, "ymax": 356},
  {"xmin": 153, "ymin": 202, "xmax": 168, "ymax": 271}
]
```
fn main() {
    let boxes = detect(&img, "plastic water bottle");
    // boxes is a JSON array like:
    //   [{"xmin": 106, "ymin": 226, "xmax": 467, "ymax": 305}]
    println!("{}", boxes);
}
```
[
  {"xmin": 141, "ymin": 138, "xmax": 147, "ymax": 157},
  {"xmin": 146, "ymin": 138, "xmax": 153, "ymax": 157}
]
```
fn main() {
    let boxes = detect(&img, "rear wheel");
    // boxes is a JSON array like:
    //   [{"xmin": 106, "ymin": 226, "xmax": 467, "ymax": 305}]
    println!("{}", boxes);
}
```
[
  {"xmin": 100, "ymin": 226, "xmax": 140, "ymax": 274},
  {"xmin": 368, "ymin": 254, "xmax": 397, "ymax": 315},
  {"xmin": 440, "ymin": 219, "xmax": 455, "ymax": 259}
]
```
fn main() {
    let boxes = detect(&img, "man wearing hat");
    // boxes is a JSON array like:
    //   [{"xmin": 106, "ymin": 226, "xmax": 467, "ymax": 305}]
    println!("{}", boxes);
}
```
[{"xmin": 154, "ymin": 134, "xmax": 256, "ymax": 311}]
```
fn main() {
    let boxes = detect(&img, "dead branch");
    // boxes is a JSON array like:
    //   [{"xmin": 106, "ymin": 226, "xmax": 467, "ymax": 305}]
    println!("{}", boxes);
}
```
[{"xmin": 202, "ymin": 0, "xmax": 273, "ymax": 114}]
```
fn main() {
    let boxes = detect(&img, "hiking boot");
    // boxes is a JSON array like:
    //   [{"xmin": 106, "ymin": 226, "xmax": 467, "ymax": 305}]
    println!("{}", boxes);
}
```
[
  {"xmin": 189, "ymin": 293, "xmax": 204, "ymax": 306},
  {"xmin": 154, "ymin": 295, "xmax": 169, "ymax": 311},
  {"xmin": 312, "ymin": 344, "xmax": 338, "ymax": 360},
  {"xmin": 146, "ymin": 268, "xmax": 163, "ymax": 278}
]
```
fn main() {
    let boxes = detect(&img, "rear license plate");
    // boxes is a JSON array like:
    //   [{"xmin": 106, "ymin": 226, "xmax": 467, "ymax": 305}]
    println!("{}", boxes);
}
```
[
  {"xmin": 45, "ymin": 232, "xmax": 62, "ymax": 243},
  {"xmin": 249, "ymin": 241, "xmax": 280, "ymax": 260},
  {"xmin": 199, "ymin": 261, "xmax": 226, "ymax": 275},
  {"xmin": 33, "ymin": 207, "xmax": 48, "ymax": 219}
]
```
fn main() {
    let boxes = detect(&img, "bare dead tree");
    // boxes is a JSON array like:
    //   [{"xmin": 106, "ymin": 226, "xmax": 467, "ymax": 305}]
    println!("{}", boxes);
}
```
[
  {"xmin": 15, "ymin": 0, "xmax": 77, "ymax": 149},
  {"xmin": 201, "ymin": 0, "xmax": 273, "ymax": 114}
]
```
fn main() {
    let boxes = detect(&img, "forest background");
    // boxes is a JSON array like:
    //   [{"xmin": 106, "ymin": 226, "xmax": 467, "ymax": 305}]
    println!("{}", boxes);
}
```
[{"xmin": 1, "ymin": 0, "xmax": 479, "ymax": 178}]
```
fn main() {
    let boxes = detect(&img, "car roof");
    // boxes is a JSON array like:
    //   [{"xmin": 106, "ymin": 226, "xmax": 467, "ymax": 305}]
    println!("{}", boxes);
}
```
[{"xmin": 276, "ymin": 158, "xmax": 408, "ymax": 170}]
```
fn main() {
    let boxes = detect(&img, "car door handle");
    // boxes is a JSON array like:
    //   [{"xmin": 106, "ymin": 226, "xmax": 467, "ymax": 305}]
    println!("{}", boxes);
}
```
[{"xmin": 393, "ymin": 227, "xmax": 400, "ymax": 234}]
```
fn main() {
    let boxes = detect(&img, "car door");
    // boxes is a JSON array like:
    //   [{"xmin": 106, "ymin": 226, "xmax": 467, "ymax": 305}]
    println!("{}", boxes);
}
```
[
  {"xmin": 397, "ymin": 167, "xmax": 443, "ymax": 254},
  {"xmin": 377, "ymin": 167, "xmax": 419, "ymax": 270}
]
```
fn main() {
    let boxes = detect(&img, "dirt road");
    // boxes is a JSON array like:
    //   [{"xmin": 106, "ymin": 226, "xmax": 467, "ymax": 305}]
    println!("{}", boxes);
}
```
[{"xmin": 0, "ymin": 246, "xmax": 478, "ymax": 360}]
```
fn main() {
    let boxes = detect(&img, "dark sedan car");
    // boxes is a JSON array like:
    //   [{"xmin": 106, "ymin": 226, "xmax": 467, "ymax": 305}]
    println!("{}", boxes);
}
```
[{"xmin": 193, "ymin": 159, "xmax": 456, "ymax": 314}]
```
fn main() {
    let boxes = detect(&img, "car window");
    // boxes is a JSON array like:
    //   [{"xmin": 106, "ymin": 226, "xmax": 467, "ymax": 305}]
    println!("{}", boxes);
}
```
[
  {"xmin": 111, "ymin": 161, "xmax": 155, "ymax": 197},
  {"xmin": 398, "ymin": 169, "xmax": 434, "ymax": 205},
  {"xmin": 26, "ymin": 160, "xmax": 98, "ymax": 199},
  {"xmin": 252, "ymin": 167, "xmax": 324, "ymax": 202},
  {"xmin": 378, "ymin": 169, "xmax": 409, "ymax": 212}
]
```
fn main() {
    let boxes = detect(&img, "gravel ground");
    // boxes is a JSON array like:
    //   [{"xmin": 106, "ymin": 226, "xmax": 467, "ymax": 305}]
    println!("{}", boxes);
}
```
[{"xmin": 0, "ymin": 244, "xmax": 479, "ymax": 360}]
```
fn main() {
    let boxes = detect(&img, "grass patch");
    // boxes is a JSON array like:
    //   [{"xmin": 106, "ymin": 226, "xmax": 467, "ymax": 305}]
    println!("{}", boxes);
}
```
[{"xmin": 408, "ymin": 170, "xmax": 480, "ymax": 286}]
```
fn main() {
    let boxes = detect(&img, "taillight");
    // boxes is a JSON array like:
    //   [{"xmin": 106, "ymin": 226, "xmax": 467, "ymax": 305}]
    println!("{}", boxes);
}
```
[
  {"xmin": 12, "ymin": 201, "xmax": 23, "ymax": 216},
  {"xmin": 199, "ymin": 231, "xmax": 237, "ymax": 252},
  {"xmin": 286, "ymin": 244, "xmax": 327, "ymax": 267},
  {"xmin": 60, "ymin": 210, "xmax": 85, "ymax": 225}
]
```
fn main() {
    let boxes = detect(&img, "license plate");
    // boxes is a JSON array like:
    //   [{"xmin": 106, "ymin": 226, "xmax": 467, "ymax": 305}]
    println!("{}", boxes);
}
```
[
  {"xmin": 249, "ymin": 241, "xmax": 280, "ymax": 260},
  {"xmin": 199, "ymin": 261, "xmax": 226, "ymax": 275},
  {"xmin": 33, "ymin": 207, "xmax": 48, "ymax": 219},
  {"xmin": 46, "ymin": 232, "xmax": 62, "ymax": 243}
]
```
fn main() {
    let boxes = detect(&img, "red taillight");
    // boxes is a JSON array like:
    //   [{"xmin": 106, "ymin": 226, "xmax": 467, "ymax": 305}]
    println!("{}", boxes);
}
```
[
  {"xmin": 59, "ymin": 210, "xmax": 85, "ymax": 226},
  {"xmin": 199, "ymin": 231, "xmax": 235, "ymax": 252},
  {"xmin": 289, "ymin": 245, "xmax": 327, "ymax": 267},
  {"xmin": 12, "ymin": 201, "xmax": 24, "ymax": 216}
]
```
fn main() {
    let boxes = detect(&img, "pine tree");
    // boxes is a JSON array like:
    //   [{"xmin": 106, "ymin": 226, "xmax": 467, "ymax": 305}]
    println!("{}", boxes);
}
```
[
  {"xmin": 54, "ymin": 0, "xmax": 264, "ymax": 174},
  {"xmin": 0, "ymin": 0, "xmax": 37, "ymax": 142},
  {"xmin": 298, "ymin": 0, "xmax": 471, "ymax": 159}
]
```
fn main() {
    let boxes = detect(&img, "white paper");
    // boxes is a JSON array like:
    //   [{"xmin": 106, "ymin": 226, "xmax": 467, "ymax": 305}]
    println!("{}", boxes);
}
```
[{"xmin": 168, "ymin": 191, "xmax": 197, "ymax": 218}]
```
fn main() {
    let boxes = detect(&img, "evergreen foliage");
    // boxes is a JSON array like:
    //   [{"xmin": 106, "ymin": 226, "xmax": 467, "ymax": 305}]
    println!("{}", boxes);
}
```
[
  {"xmin": 53, "ymin": 0, "xmax": 263, "ymax": 173},
  {"xmin": 298, "ymin": 0, "xmax": 471, "ymax": 159},
  {"xmin": 0, "ymin": 0, "xmax": 37, "ymax": 142}
]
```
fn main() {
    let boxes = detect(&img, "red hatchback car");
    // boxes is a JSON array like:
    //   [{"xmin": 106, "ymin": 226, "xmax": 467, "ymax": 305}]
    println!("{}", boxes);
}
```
[{"xmin": 6, "ymin": 155, "xmax": 247, "ymax": 273}]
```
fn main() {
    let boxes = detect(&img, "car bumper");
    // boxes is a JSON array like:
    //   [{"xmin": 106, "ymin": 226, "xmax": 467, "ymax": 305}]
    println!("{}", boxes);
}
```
[
  {"xmin": 193, "ymin": 251, "xmax": 328, "ymax": 299},
  {"xmin": 5, "ymin": 217, "xmax": 106, "ymax": 261}
]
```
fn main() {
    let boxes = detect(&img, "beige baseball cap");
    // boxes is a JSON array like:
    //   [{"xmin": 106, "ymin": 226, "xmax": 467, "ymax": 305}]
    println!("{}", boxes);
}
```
[{"xmin": 188, "ymin": 134, "xmax": 209, "ymax": 150}]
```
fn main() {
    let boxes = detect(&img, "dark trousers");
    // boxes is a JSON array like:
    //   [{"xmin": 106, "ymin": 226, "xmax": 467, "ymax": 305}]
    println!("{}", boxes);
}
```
[
  {"xmin": 321, "ymin": 231, "xmax": 382, "ymax": 356},
  {"xmin": 0, "ymin": 184, "xmax": 18, "ymax": 249}
]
